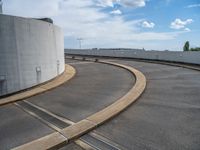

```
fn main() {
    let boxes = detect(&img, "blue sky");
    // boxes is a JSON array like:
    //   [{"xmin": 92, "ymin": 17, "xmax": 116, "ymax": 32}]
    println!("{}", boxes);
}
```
[{"xmin": 2, "ymin": 0, "xmax": 200, "ymax": 51}]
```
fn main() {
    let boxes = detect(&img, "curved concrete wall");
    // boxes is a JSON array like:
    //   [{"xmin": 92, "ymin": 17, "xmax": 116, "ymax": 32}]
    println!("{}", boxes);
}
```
[
  {"xmin": 0, "ymin": 14, "xmax": 65, "ymax": 96},
  {"xmin": 65, "ymin": 49, "xmax": 200, "ymax": 65}
]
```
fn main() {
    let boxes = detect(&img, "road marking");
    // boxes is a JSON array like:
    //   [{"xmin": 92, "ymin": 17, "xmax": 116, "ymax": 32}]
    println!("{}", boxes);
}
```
[
  {"xmin": 23, "ymin": 100, "xmax": 74, "ymax": 125},
  {"xmin": 14, "ymin": 101, "xmax": 94, "ymax": 150},
  {"xmin": 14, "ymin": 102, "xmax": 62, "ymax": 132},
  {"xmin": 80, "ymin": 134, "xmax": 122, "ymax": 150},
  {"xmin": 13, "ymin": 60, "xmax": 146, "ymax": 150},
  {"xmin": 89, "ymin": 131, "xmax": 127, "ymax": 150},
  {"xmin": 14, "ymin": 101, "xmax": 123, "ymax": 150}
]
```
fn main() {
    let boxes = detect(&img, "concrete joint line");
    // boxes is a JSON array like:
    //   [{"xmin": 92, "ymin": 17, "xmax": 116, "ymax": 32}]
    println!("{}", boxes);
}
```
[
  {"xmin": 0, "ymin": 64, "xmax": 76, "ymax": 106},
  {"xmin": 12, "ymin": 61, "xmax": 146, "ymax": 150}
]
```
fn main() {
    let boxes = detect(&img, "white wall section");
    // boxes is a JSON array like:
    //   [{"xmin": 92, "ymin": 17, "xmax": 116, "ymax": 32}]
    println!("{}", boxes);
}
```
[{"xmin": 0, "ymin": 14, "xmax": 64, "ymax": 96}]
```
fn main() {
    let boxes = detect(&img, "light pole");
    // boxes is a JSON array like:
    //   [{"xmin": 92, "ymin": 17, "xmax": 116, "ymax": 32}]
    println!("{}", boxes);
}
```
[{"xmin": 77, "ymin": 38, "xmax": 83, "ymax": 49}]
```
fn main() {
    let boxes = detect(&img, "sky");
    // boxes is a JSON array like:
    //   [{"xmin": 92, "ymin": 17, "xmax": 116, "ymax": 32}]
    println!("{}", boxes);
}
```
[{"xmin": 1, "ymin": 0, "xmax": 200, "ymax": 51}]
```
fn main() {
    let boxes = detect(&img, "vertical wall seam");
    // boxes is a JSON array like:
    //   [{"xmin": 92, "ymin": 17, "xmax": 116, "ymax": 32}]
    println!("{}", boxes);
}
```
[{"xmin": 13, "ymin": 17, "xmax": 22, "ymax": 90}]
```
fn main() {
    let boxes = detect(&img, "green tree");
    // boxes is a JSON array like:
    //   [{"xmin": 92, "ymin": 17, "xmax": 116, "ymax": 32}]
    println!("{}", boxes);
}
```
[
  {"xmin": 183, "ymin": 41, "xmax": 190, "ymax": 51},
  {"xmin": 190, "ymin": 47, "xmax": 200, "ymax": 51}
]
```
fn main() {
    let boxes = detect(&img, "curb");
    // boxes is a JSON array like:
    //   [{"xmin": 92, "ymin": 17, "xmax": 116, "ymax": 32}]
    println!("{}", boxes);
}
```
[
  {"xmin": 13, "ymin": 61, "xmax": 146, "ymax": 150},
  {"xmin": 0, "ymin": 64, "xmax": 76, "ymax": 106},
  {"xmin": 66, "ymin": 55, "xmax": 200, "ymax": 72}
]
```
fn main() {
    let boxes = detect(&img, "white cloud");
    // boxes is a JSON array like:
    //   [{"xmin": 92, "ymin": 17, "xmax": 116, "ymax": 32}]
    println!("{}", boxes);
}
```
[
  {"xmin": 3, "ymin": 0, "xmax": 186, "ymax": 50},
  {"xmin": 184, "ymin": 28, "xmax": 191, "ymax": 32},
  {"xmin": 96, "ymin": 0, "xmax": 116, "ymax": 7},
  {"xmin": 110, "ymin": 9, "xmax": 122, "ymax": 15},
  {"xmin": 142, "ymin": 21, "xmax": 155, "ymax": 28},
  {"xmin": 96, "ymin": 0, "xmax": 147, "ymax": 8},
  {"xmin": 187, "ymin": 4, "xmax": 200, "ymax": 8},
  {"xmin": 3, "ymin": 0, "xmax": 61, "ymax": 17},
  {"xmin": 120, "ymin": 0, "xmax": 146, "ymax": 7},
  {"xmin": 170, "ymin": 18, "xmax": 193, "ymax": 29}
]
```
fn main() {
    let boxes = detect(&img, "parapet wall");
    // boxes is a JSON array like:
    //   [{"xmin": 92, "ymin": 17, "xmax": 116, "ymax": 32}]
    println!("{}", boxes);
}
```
[
  {"xmin": 0, "ymin": 14, "xmax": 65, "ymax": 96},
  {"xmin": 65, "ymin": 49, "xmax": 200, "ymax": 65}
]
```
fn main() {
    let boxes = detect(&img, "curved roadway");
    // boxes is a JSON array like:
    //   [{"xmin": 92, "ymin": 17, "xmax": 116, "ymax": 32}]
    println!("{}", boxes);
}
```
[
  {"xmin": 0, "ymin": 58, "xmax": 200, "ymax": 150},
  {"xmin": 0, "ymin": 59, "xmax": 134, "ymax": 149},
  {"xmin": 95, "ymin": 59, "xmax": 200, "ymax": 150}
]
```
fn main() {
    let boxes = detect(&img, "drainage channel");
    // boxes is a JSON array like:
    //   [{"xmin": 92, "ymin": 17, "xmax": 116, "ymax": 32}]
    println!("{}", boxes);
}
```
[
  {"xmin": 15, "ymin": 101, "xmax": 68, "ymax": 129},
  {"xmin": 14, "ymin": 100, "xmax": 123, "ymax": 150},
  {"xmin": 80, "ymin": 134, "xmax": 122, "ymax": 150}
]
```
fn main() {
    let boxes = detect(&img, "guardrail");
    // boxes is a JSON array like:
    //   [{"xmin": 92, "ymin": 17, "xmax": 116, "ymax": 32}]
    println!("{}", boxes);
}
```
[{"xmin": 65, "ymin": 49, "xmax": 200, "ymax": 65}]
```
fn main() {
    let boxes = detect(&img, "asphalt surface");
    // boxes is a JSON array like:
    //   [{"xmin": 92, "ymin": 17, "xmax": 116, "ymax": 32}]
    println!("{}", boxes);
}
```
[
  {"xmin": 95, "ymin": 59, "xmax": 200, "ymax": 150},
  {"xmin": 1, "ymin": 58, "xmax": 200, "ymax": 150},
  {"xmin": 28, "ymin": 59, "xmax": 134, "ymax": 122},
  {"xmin": 0, "ymin": 104, "xmax": 53, "ymax": 150},
  {"xmin": 0, "ymin": 58, "xmax": 134, "ymax": 149}
]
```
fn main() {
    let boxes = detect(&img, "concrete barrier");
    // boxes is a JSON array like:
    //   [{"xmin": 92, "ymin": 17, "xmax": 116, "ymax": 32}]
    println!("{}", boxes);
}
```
[
  {"xmin": 0, "ymin": 14, "xmax": 65, "ymax": 96},
  {"xmin": 65, "ymin": 49, "xmax": 200, "ymax": 65}
]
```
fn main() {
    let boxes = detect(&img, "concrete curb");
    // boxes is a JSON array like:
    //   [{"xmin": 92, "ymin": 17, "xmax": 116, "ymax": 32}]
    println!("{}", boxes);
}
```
[
  {"xmin": 0, "ymin": 64, "xmax": 76, "ymax": 106},
  {"xmin": 66, "ymin": 54, "xmax": 200, "ymax": 72},
  {"xmin": 13, "ymin": 61, "xmax": 146, "ymax": 150}
]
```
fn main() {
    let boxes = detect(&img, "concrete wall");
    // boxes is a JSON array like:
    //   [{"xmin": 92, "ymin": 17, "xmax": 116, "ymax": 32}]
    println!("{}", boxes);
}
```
[
  {"xmin": 65, "ymin": 49, "xmax": 200, "ymax": 65},
  {"xmin": 0, "ymin": 14, "xmax": 65, "ymax": 96},
  {"xmin": 0, "ymin": 0, "xmax": 2, "ymax": 14}
]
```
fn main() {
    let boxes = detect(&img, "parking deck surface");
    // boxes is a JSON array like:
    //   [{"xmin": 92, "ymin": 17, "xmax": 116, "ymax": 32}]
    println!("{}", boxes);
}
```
[
  {"xmin": 0, "ymin": 59, "xmax": 134, "ymax": 149},
  {"xmin": 1, "ymin": 58, "xmax": 200, "ymax": 150},
  {"xmin": 95, "ymin": 59, "xmax": 200, "ymax": 150}
]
